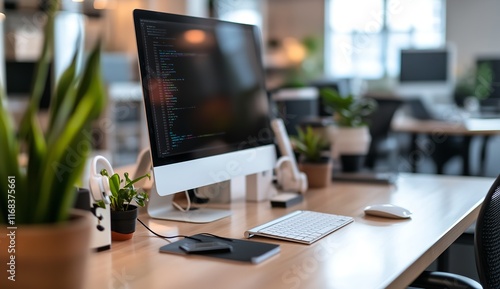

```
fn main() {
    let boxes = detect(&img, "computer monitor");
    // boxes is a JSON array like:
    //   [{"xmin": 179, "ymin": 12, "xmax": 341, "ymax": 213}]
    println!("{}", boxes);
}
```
[
  {"xmin": 476, "ymin": 58, "xmax": 500, "ymax": 112},
  {"xmin": 6, "ymin": 61, "xmax": 52, "ymax": 109},
  {"xmin": 133, "ymin": 10, "xmax": 276, "ymax": 223},
  {"xmin": 396, "ymin": 47, "xmax": 455, "ymax": 102}
]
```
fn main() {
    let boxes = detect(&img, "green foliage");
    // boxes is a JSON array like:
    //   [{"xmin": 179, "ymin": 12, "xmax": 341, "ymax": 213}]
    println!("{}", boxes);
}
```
[
  {"xmin": 474, "ymin": 62, "xmax": 494, "ymax": 100},
  {"xmin": 455, "ymin": 62, "xmax": 494, "ymax": 102},
  {"xmin": 291, "ymin": 126, "xmax": 329, "ymax": 163},
  {"xmin": 97, "ymin": 170, "xmax": 151, "ymax": 211},
  {"xmin": 320, "ymin": 88, "xmax": 377, "ymax": 127},
  {"xmin": 283, "ymin": 35, "xmax": 324, "ymax": 87},
  {"xmin": 0, "ymin": 0, "xmax": 107, "ymax": 224}
]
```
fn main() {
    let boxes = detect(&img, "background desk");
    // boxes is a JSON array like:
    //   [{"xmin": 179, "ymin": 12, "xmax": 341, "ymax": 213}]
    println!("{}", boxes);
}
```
[
  {"xmin": 392, "ymin": 115, "xmax": 500, "ymax": 175},
  {"xmin": 85, "ymin": 174, "xmax": 492, "ymax": 289}
]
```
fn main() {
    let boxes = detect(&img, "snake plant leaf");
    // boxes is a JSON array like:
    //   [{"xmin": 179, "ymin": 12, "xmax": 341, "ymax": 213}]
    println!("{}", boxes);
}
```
[
  {"xmin": 34, "ymin": 43, "xmax": 106, "ymax": 223},
  {"xmin": 47, "ymin": 51, "xmax": 79, "ymax": 138},
  {"xmin": 49, "ymin": 130, "xmax": 91, "ymax": 222},
  {"xmin": 0, "ymin": 91, "xmax": 22, "ymax": 223},
  {"xmin": 0, "ymin": 0, "xmax": 107, "ymax": 224},
  {"xmin": 24, "ymin": 112, "xmax": 48, "ymax": 222},
  {"xmin": 74, "ymin": 39, "xmax": 107, "ymax": 119}
]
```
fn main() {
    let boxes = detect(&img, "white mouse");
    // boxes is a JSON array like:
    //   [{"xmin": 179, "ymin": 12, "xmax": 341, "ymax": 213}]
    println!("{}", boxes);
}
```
[{"xmin": 364, "ymin": 204, "xmax": 412, "ymax": 219}]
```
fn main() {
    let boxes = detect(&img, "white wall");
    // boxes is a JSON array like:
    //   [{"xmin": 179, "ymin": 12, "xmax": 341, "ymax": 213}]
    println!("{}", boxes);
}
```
[
  {"xmin": 265, "ymin": 0, "xmax": 500, "ymax": 80},
  {"xmin": 446, "ymin": 0, "xmax": 500, "ymax": 77},
  {"xmin": 102, "ymin": 0, "xmax": 208, "ymax": 54},
  {"xmin": 267, "ymin": 0, "xmax": 324, "ymax": 42}
]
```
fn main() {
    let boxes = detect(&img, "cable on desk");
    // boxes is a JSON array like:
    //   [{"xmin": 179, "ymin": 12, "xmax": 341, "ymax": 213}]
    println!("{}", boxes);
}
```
[
  {"xmin": 137, "ymin": 218, "xmax": 233, "ymax": 243},
  {"xmin": 172, "ymin": 190, "xmax": 192, "ymax": 212},
  {"xmin": 137, "ymin": 218, "xmax": 202, "ymax": 241}
]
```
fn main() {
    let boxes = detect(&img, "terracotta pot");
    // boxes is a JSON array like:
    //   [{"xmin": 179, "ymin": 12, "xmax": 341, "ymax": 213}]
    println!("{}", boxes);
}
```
[
  {"xmin": 0, "ymin": 209, "xmax": 92, "ymax": 289},
  {"xmin": 110, "ymin": 205, "xmax": 138, "ymax": 241},
  {"xmin": 299, "ymin": 161, "xmax": 333, "ymax": 188}
]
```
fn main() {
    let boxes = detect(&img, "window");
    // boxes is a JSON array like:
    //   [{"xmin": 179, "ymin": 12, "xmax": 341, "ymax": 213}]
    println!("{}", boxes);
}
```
[
  {"xmin": 212, "ymin": 0, "xmax": 264, "ymax": 28},
  {"xmin": 325, "ymin": 0, "xmax": 446, "ymax": 79}
]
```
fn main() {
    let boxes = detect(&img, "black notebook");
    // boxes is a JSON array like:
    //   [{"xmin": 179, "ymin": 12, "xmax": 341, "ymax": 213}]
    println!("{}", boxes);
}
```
[{"xmin": 159, "ymin": 234, "xmax": 280, "ymax": 264}]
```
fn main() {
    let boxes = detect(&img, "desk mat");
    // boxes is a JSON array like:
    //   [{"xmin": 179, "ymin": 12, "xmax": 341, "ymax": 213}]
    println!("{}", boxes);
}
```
[{"xmin": 159, "ymin": 234, "xmax": 280, "ymax": 264}]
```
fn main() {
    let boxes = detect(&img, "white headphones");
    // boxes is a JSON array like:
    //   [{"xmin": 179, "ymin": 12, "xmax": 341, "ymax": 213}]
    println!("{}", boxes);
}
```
[
  {"xmin": 88, "ymin": 155, "xmax": 114, "ymax": 205},
  {"xmin": 275, "ymin": 156, "xmax": 308, "ymax": 194}
]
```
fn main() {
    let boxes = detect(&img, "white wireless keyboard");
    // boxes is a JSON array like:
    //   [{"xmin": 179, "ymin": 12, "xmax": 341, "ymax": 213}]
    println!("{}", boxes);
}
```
[{"xmin": 244, "ymin": 210, "xmax": 354, "ymax": 244}]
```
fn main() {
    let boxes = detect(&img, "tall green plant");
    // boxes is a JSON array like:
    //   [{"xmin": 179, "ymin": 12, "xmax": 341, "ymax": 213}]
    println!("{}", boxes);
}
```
[{"xmin": 0, "ymin": 1, "xmax": 106, "ymax": 224}]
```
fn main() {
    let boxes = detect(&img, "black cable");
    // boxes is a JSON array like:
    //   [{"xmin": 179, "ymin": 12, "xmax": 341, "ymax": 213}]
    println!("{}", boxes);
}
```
[
  {"xmin": 136, "ymin": 218, "xmax": 234, "ymax": 243},
  {"xmin": 137, "ymin": 218, "xmax": 202, "ymax": 241}
]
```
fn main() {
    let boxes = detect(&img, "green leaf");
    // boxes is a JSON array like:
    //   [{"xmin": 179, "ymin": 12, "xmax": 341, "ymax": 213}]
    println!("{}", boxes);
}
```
[
  {"xmin": 74, "ymin": 40, "xmax": 107, "ymax": 119},
  {"xmin": 23, "ymin": 104, "xmax": 48, "ymax": 223},
  {"xmin": 293, "ymin": 126, "xmax": 328, "ymax": 163},
  {"xmin": 109, "ymin": 174, "xmax": 121, "ymax": 196},
  {"xmin": 48, "ymin": 51, "xmax": 79, "ymax": 138},
  {"xmin": 34, "ymin": 44, "xmax": 106, "ymax": 223},
  {"xmin": 124, "ymin": 173, "xmax": 151, "ymax": 189},
  {"xmin": 0, "ymin": 91, "xmax": 22, "ymax": 223},
  {"xmin": 319, "ymin": 88, "xmax": 376, "ymax": 127}
]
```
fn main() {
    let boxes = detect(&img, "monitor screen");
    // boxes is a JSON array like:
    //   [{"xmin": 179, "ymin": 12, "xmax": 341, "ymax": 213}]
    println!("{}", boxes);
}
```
[
  {"xmin": 133, "ymin": 9, "xmax": 276, "ymax": 219},
  {"xmin": 396, "ymin": 47, "xmax": 455, "ymax": 101},
  {"xmin": 399, "ymin": 49, "xmax": 449, "ymax": 82},
  {"xmin": 6, "ymin": 61, "xmax": 52, "ymax": 109}
]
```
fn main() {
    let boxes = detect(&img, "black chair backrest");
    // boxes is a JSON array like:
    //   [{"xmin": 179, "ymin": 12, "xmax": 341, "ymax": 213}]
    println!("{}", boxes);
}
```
[
  {"xmin": 475, "ymin": 174, "xmax": 500, "ymax": 288},
  {"xmin": 365, "ymin": 97, "xmax": 403, "ymax": 139}
]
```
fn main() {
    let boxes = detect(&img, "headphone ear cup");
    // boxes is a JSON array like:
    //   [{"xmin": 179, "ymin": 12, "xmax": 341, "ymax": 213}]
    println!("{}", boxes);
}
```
[
  {"xmin": 89, "ymin": 175, "xmax": 102, "ymax": 203},
  {"xmin": 298, "ymin": 173, "xmax": 308, "ymax": 194},
  {"xmin": 275, "ymin": 157, "xmax": 309, "ymax": 194},
  {"xmin": 88, "ymin": 155, "xmax": 114, "ymax": 205}
]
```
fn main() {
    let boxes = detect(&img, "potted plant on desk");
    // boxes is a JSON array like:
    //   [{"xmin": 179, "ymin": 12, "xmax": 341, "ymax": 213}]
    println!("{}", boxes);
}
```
[
  {"xmin": 320, "ymin": 88, "xmax": 376, "ymax": 172},
  {"xmin": 0, "ymin": 1, "xmax": 106, "ymax": 288},
  {"xmin": 291, "ymin": 126, "xmax": 331, "ymax": 188},
  {"xmin": 96, "ymin": 170, "xmax": 150, "ymax": 241}
]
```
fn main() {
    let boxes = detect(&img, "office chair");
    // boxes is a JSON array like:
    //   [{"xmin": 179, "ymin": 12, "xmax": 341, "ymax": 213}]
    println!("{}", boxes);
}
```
[
  {"xmin": 430, "ymin": 136, "xmax": 465, "ymax": 175},
  {"xmin": 410, "ymin": 173, "xmax": 500, "ymax": 289},
  {"xmin": 363, "ymin": 96, "xmax": 403, "ymax": 169}
]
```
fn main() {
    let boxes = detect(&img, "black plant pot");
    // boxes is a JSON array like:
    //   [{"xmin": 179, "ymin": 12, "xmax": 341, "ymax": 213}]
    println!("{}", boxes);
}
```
[
  {"xmin": 110, "ymin": 205, "xmax": 138, "ymax": 241},
  {"xmin": 340, "ymin": 154, "xmax": 366, "ymax": 172}
]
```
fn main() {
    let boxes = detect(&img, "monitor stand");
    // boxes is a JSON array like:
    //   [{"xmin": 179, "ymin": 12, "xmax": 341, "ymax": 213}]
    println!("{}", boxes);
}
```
[
  {"xmin": 147, "ymin": 186, "xmax": 232, "ymax": 223},
  {"xmin": 133, "ymin": 149, "xmax": 231, "ymax": 223}
]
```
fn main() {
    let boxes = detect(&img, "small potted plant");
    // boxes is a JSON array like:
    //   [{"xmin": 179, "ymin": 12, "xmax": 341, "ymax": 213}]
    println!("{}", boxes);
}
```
[
  {"xmin": 291, "ymin": 126, "xmax": 332, "ymax": 188},
  {"xmin": 96, "ymin": 170, "xmax": 150, "ymax": 241},
  {"xmin": 320, "ymin": 88, "xmax": 377, "ymax": 172}
]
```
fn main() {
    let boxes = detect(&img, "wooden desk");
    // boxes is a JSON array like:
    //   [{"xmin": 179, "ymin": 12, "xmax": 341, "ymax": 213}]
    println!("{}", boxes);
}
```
[
  {"xmin": 392, "ymin": 115, "xmax": 500, "ymax": 175},
  {"xmin": 85, "ymin": 173, "xmax": 493, "ymax": 289}
]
